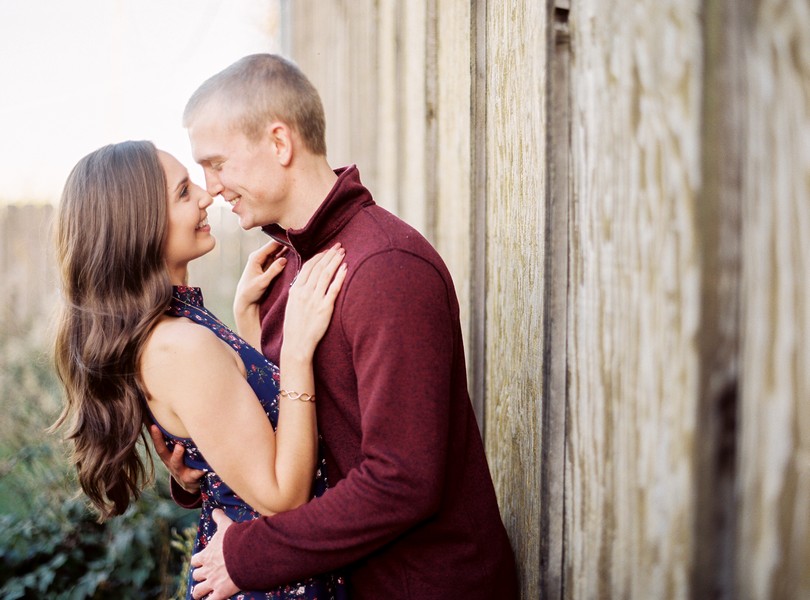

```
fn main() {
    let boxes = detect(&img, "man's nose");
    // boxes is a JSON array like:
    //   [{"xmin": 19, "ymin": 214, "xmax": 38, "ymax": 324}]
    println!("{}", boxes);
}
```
[{"xmin": 204, "ymin": 170, "xmax": 223, "ymax": 198}]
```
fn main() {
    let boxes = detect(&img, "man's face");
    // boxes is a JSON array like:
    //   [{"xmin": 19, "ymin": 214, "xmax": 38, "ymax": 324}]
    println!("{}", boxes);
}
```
[{"xmin": 188, "ymin": 107, "xmax": 288, "ymax": 231}]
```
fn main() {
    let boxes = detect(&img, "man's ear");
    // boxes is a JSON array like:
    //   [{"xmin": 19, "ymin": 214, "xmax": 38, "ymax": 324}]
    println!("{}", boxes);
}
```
[{"xmin": 268, "ymin": 122, "xmax": 293, "ymax": 166}]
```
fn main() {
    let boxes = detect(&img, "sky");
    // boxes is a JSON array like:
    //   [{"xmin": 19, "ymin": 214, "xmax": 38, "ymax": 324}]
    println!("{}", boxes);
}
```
[{"xmin": 0, "ymin": 0, "xmax": 283, "ymax": 204}]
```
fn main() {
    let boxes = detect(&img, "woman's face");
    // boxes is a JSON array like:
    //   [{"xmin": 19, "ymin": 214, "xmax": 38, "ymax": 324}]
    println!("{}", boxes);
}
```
[{"xmin": 159, "ymin": 150, "xmax": 216, "ymax": 284}]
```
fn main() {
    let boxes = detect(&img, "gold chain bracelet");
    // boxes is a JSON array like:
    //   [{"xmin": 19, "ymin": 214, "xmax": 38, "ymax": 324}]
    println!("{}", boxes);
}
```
[{"xmin": 280, "ymin": 389, "xmax": 316, "ymax": 403}]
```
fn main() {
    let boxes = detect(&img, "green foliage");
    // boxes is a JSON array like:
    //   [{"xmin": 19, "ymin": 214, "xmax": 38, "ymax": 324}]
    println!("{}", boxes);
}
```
[
  {"xmin": 0, "ymin": 321, "xmax": 198, "ymax": 599},
  {"xmin": 169, "ymin": 525, "xmax": 198, "ymax": 600},
  {"xmin": 0, "ymin": 486, "xmax": 196, "ymax": 599}
]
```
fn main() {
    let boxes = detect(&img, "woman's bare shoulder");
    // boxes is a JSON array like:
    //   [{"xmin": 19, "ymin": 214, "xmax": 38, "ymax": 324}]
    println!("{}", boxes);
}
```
[{"xmin": 143, "ymin": 316, "xmax": 229, "ymax": 365}]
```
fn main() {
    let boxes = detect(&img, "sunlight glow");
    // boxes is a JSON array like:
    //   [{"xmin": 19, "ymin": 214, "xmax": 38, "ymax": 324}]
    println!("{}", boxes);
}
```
[{"xmin": 0, "ymin": 0, "xmax": 281, "ymax": 204}]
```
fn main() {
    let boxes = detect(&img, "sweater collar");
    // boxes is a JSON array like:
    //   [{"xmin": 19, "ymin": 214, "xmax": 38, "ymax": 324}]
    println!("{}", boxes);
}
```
[{"xmin": 261, "ymin": 165, "xmax": 374, "ymax": 259}]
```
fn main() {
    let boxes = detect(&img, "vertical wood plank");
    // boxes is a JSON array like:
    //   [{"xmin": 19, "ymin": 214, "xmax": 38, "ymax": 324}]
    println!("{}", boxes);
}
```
[
  {"xmin": 433, "ymin": 0, "xmax": 474, "ymax": 414},
  {"xmin": 541, "ymin": 5, "xmax": 570, "ymax": 598},
  {"xmin": 288, "ymin": 1, "xmax": 380, "ymax": 200},
  {"xmin": 395, "ymin": 0, "xmax": 428, "ymax": 234},
  {"xmin": 691, "ymin": 0, "xmax": 744, "ymax": 596},
  {"xmin": 289, "ymin": 1, "xmax": 347, "ymax": 166},
  {"xmin": 484, "ymin": 1, "xmax": 548, "ymax": 597},
  {"xmin": 424, "ymin": 0, "xmax": 438, "ymax": 245},
  {"xmin": 376, "ymin": 0, "xmax": 400, "ymax": 215},
  {"xmin": 469, "ymin": 0, "xmax": 488, "ymax": 431},
  {"xmin": 565, "ymin": 1, "xmax": 703, "ymax": 597},
  {"xmin": 736, "ymin": 0, "xmax": 810, "ymax": 597}
]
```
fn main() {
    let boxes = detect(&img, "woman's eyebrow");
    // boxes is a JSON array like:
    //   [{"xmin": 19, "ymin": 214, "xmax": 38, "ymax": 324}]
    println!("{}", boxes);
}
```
[{"xmin": 173, "ymin": 175, "xmax": 189, "ymax": 192}]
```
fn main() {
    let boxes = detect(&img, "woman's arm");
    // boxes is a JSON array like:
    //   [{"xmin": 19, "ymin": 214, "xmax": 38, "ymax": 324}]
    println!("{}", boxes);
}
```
[
  {"xmin": 144, "ymin": 246, "xmax": 346, "ymax": 515},
  {"xmin": 273, "ymin": 246, "xmax": 346, "ymax": 498}
]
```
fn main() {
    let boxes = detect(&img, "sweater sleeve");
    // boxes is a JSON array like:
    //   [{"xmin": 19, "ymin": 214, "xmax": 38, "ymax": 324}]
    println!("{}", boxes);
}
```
[
  {"xmin": 223, "ymin": 250, "xmax": 455, "ymax": 590},
  {"xmin": 169, "ymin": 476, "xmax": 203, "ymax": 509}
]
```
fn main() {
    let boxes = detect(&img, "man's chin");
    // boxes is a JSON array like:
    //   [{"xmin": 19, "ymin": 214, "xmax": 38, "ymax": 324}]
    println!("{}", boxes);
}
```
[{"xmin": 236, "ymin": 214, "xmax": 256, "ymax": 231}]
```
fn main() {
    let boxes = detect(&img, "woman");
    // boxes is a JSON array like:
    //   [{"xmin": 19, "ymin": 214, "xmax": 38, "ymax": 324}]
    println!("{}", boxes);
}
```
[{"xmin": 52, "ymin": 140, "xmax": 346, "ymax": 599}]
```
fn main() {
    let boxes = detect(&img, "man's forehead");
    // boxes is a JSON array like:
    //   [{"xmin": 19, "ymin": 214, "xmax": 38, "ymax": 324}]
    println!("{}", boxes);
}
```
[
  {"xmin": 188, "ymin": 117, "xmax": 235, "ymax": 162},
  {"xmin": 189, "ymin": 99, "xmax": 238, "ymax": 134}
]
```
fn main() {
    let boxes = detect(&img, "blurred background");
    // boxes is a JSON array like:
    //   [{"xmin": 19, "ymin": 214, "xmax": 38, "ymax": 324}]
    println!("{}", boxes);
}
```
[
  {"xmin": 2, "ymin": 1, "xmax": 809, "ymax": 599},
  {"xmin": 0, "ymin": 1, "xmax": 280, "ymax": 597}
]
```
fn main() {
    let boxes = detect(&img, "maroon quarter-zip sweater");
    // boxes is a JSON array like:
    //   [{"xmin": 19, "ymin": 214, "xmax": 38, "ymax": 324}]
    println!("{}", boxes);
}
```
[{"xmin": 223, "ymin": 166, "xmax": 518, "ymax": 599}]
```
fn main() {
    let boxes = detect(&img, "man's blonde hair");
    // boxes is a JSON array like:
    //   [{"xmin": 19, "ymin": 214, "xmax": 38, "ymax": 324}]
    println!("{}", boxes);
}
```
[{"xmin": 183, "ymin": 54, "xmax": 327, "ymax": 156}]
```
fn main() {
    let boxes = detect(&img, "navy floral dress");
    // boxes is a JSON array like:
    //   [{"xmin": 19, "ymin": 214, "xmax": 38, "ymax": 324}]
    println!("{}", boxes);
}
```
[{"xmin": 151, "ymin": 286, "xmax": 346, "ymax": 600}]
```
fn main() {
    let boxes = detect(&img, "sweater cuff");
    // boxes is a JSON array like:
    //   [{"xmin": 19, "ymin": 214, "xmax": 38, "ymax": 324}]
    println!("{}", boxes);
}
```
[
  {"xmin": 222, "ymin": 520, "xmax": 249, "ymax": 589},
  {"xmin": 170, "ymin": 476, "xmax": 203, "ymax": 509}
]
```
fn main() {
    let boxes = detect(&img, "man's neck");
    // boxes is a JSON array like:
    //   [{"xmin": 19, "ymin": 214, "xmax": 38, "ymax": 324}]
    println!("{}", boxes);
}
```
[{"xmin": 280, "ymin": 155, "xmax": 338, "ymax": 231}]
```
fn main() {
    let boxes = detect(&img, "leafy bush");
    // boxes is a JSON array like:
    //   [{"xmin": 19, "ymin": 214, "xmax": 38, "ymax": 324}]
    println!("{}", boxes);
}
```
[
  {"xmin": 0, "ymin": 484, "xmax": 196, "ymax": 600},
  {"xmin": 0, "ymin": 322, "xmax": 198, "ymax": 599}
]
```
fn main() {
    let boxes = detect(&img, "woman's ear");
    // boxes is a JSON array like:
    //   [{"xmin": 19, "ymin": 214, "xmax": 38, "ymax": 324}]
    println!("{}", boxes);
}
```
[{"xmin": 268, "ymin": 122, "xmax": 293, "ymax": 166}]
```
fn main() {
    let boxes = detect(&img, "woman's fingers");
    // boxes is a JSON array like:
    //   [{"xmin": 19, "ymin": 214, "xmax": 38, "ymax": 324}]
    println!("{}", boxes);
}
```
[
  {"xmin": 250, "ymin": 239, "xmax": 283, "ymax": 267},
  {"xmin": 281, "ymin": 244, "xmax": 348, "ymax": 355},
  {"xmin": 246, "ymin": 240, "xmax": 287, "ymax": 279},
  {"xmin": 295, "ymin": 243, "xmax": 341, "ymax": 286},
  {"xmin": 325, "ymin": 263, "xmax": 348, "ymax": 302},
  {"xmin": 149, "ymin": 425, "xmax": 172, "ymax": 463},
  {"xmin": 261, "ymin": 255, "xmax": 288, "ymax": 283},
  {"xmin": 236, "ymin": 243, "xmax": 289, "ymax": 306},
  {"xmin": 148, "ymin": 425, "xmax": 204, "ymax": 491},
  {"xmin": 313, "ymin": 247, "xmax": 346, "ymax": 294}
]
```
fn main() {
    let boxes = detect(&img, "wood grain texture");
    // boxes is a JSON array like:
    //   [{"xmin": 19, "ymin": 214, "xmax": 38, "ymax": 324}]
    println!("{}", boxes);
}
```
[
  {"xmin": 483, "ymin": 1, "xmax": 548, "ymax": 598},
  {"xmin": 376, "ymin": 0, "xmax": 401, "ymax": 215},
  {"xmin": 395, "ymin": 0, "xmax": 429, "ymax": 234},
  {"xmin": 262, "ymin": 3, "xmax": 810, "ymax": 598},
  {"xmin": 736, "ymin": 1, "xmax": 810, "ymax": 597},
  {"xmin": 433, "ymin": 0, "xmax": 474, "ymax": 397},
  {"xmin": 565, "ymin": 2, "xmax": 703, "ymax": 598},
  {"xmin": 288, "ymin": 0, "xmax": 380, "ymax": 203}
]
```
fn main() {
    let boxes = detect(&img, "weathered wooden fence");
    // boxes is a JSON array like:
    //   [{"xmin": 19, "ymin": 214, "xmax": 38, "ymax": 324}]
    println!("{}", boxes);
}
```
[
  {"xmin": 284, "ymin": 0, "xmax": 809, "ymax": 598},
  {"xmin": 0, "ymin": 204, "xmax": 58, "ymax": 334}
]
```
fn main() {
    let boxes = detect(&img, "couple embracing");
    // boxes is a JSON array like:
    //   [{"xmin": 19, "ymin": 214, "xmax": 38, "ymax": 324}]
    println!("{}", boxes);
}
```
[{"xmin": 54, "ymin": 54, "xmax": 518, "ymax": 599}]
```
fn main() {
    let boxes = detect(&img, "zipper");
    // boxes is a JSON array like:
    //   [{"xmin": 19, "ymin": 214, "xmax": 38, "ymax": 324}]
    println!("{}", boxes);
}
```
[{"xmin": 268, "ymin": 231, "xmax": 302, "ymax": 287}]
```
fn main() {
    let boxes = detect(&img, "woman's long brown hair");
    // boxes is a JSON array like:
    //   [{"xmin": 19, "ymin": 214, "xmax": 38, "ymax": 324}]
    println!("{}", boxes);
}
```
[{"xmin": 52, "ymin": 140, "xmax": 172, "ymax": 520}]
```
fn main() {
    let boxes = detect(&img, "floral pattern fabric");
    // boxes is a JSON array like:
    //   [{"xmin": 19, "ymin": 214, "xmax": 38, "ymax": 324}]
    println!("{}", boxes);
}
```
[{"xmin": 151, "ymin": 286, "xmax": 346, "ymax": 600}]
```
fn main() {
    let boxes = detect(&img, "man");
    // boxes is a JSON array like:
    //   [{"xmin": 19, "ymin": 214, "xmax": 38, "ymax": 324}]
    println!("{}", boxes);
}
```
[{"xmin": 154, "ymin": 53, "xmax": 518, "ymax": 600}]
